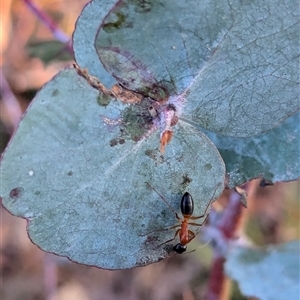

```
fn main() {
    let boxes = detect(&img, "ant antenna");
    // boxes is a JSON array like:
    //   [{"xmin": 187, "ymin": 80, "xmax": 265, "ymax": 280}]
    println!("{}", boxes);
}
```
[{"xmin": 145, "ymin": 182, "xmax": 179, "ymax": 216}]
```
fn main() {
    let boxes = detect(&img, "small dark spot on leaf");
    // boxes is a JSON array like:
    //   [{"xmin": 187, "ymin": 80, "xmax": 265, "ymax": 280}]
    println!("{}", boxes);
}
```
[
  {"xmin": 181, "ymin": 174, "xmax": 192, "ymax": 186},
  {"xmin": 121, "ymin": 101, "xmax": 153, "ymax": 141},
  {"xmin": 102, "ymin": 12, "xmax": 132, "ymax": 33},
  {"xmin": 97, "ymin": 94, "xmax": 111, "ymax": 107},
  {"xmin": 176, "ymin": 154, "xmax": 184, "ymax": 163},
  {"xmin": 144, "ymin": 235, "xmax": 159, "ymax": 245},
  {"xmin": 137, "ymin": 80, "xmax": 174, "ymax": 100},
  {"xmin": 110, "ymin": 139, "xmax": 118, "ymax": 147},
  {"xmin": 9, "ymin": 187, "xmax": 24, "ymax": 199},
  {"xmin": 120, "ymin": 80, "xmax": 129, "ymax": 88},
  {"xmin": 145, "ymin": 149, "xmax": 156, "ymax": 160},
  {"xmin": 164, "ymin": 244, "xmax": 174, "ymax": 254},
  {"xmin": 167, "ymin": 103, "xmax": 176, "ymax": 111},
  {"xmin": 67, "ymin": 171, "xmax": 73, "ymax": 176},
  {"xmin": 119, "ymin": 138, "xmax": 125, "ymax": 144},
  {"xmin": 51, "ymin": 89, "xmax": 59, "ymax": 96},
  {"xmin": 161, "ymin": 210, "xmax": 167, "ymax": 217},
  {"xmin": 34, "ymin": 191, "xmax": 41, "ymax": 196},
  {"xmin": 148, "ymin": 85, "xmax": 168, "ymax": 101},
  {"xmin": 205, "ymin": 163, "xmax": 212, "ymax": 170},
  {"xmin": 132, "ymin": 0, "xmax": 153, "ymax": 13}
]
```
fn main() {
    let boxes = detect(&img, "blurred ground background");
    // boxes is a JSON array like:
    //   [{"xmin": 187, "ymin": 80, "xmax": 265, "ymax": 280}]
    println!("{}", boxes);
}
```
[{"xmin": 1, "ymin": 1, "xmax": 299, "ymax": 300}]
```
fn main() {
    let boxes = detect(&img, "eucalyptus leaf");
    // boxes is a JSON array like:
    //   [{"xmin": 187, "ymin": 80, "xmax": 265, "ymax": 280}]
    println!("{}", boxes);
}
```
[
  {"xmin": 1, "ymin": 68, "xmax": 225, "ymax": 269},
  {"xmin": 199, "ymin": 112, "xmax": 300, "ymax": 187},
  {"xmin": 94, "ymin": 0, "xmax": 299, "ymax": 137},
  {"xmin": 225, "ymin": 241, "xmax": 300, "ymax": 300},
  {"xmin": 1, "ymin": 0, "xmax": 298, "ymax": 271},
  {"xmin": 73, "ymin": 0, "xmax": 117, "ymax": 88}
]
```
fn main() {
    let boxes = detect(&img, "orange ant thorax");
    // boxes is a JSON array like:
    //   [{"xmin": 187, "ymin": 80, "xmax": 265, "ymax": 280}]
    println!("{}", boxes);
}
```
[{"xmin": 179, "ymin": 221, "xmax": 190, "ymax": 245}]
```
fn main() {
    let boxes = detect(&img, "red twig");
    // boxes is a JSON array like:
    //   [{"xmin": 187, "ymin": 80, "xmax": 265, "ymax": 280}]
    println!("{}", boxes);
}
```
[
  {"xmin": 203, "ymin": 186, "xmax": 247, "ymax": 300},
  {"xmin": 206, "ymin": 256, "xmax": 226, "ymax": 300}
]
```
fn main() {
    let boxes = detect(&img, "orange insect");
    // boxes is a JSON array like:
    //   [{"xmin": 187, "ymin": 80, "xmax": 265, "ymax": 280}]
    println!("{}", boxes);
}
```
[{"xmin": 146, "ymin": 182, "xmax": 216, "ymax": 254}]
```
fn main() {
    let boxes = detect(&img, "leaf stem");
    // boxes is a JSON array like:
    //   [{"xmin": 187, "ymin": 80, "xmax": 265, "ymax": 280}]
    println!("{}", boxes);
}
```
[{"xmin": 203, "ymin": 184, "xmax": 249, "ymax": 300}]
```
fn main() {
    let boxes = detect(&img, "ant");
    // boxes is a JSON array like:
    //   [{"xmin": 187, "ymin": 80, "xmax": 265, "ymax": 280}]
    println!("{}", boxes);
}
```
[{"xmin": 145, "ymin": 182, "xmax": 219, "ymax": 254}]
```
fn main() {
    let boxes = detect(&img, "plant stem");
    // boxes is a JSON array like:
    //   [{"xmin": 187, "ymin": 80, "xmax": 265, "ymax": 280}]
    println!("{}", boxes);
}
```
[{"xmin": 204, "ymin": 184, "xmax": 248, "ymax": 300}]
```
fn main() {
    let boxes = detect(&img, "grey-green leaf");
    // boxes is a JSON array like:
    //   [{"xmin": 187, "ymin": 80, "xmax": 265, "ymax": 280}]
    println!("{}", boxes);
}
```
[
  {"xmin": 199, "ymin": 112, "xmax": 300, "ymax": 187},
  {"xmin": 73, "ymin": 0, "xmax": 117, "ymax": 88},
  {"xmin": 94, "ymin": 0, "xmax": 299, "ymax": 137},
  {"xmin": 1, "ymin": 68, "xmax": 225, "ymax": 269},
  {"xmin": 225, "ymin": 241, "xmax": 300, "ymax": 300}
]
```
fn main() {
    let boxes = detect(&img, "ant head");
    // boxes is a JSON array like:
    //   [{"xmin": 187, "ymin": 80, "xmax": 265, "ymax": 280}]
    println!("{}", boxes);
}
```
[{"xmin": 173, "ymin": 243, "xmax": 187, "ymax": 254}]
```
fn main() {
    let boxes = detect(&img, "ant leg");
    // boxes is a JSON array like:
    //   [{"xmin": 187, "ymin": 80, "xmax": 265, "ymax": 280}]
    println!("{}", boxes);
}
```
[
  {"xmin": 190, "ymin": 183, "xmax": 222, "ymax": 220},
  {"xmin": 187, "ymin": 215, "xmax": 209, "ymax": 227},
  {"xmin": 141, "ymin": 224, "xmax": 180, "ymax": 236},
  {"xmin": 187, "ymin": 229, "xmax": 196, "ymax": 242},
  {"xmin": 188, "ymin": 215, "xmax": 208, "ymax": 227},
  {"xmin": 188, "ymin": 200, "xmax": 214, "ymax": 220},
  {"xmin": 189, "ymin": 210, "xmax": 211, "ymax": 221},
  {"xmin": 145, "ymin": 182, "xmax": 180, "ymax": 218},
  {"xmin": 189, "ymin": 214, "xmax": 206, "ymax": 220},
  {"xmin": 189, "ymin": 202, "xmax": 213, "ymax": 220},
  {"xmin": 158, "ymin": 229, "xmax": 181, "ymax": 247}
]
